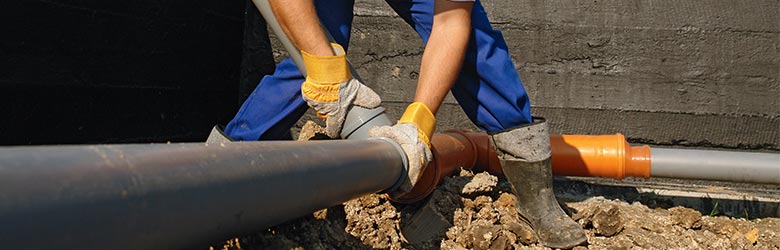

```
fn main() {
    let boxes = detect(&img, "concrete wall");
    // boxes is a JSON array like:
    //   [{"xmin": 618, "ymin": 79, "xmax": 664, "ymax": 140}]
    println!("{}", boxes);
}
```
[{"xmin": 279, "ymin": 0, "xmax": 778, "ymax": 150}]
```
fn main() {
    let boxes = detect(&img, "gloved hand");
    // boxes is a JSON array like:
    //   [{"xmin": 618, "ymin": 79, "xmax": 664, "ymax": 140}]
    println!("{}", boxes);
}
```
[
  {"xmin": 301, "ymin": 43, "xmax": 381, "ymax": 138},
  {"xmin": 369, "ymin": 102, "xmax": 435, "ymax": 195}
]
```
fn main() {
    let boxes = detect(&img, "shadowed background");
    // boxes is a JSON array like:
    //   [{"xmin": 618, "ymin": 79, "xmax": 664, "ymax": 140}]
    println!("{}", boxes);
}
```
[{"xmin": 2, "ymin": 0, "xmax": 777, "ymax": 152}]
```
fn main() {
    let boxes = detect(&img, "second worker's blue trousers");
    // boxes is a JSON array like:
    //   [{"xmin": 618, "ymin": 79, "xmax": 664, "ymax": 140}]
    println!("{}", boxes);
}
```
[{"xmin": 225, "ymin": 0, "xmax": 532, "ymax": 141}]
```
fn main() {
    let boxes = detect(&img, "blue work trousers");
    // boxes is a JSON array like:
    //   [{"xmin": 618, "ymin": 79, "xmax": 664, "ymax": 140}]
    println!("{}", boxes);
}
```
[{"xmin": 225, "ymin": 0, "xmax": 532, "ymax": 141}]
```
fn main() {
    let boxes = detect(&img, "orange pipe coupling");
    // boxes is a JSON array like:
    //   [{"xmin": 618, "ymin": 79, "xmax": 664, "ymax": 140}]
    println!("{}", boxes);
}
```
[
  {"xmin": 550, "ymin": 134, "xmax": 651, "ymax": 180},
  {"xmin": 388, "ymin": 131, "xmax": 652, "ymax": 204}
]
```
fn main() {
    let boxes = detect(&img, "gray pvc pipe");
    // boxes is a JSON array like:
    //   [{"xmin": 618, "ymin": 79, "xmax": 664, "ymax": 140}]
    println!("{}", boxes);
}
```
[
  {"xmin": 251, "ymin": 0, "xmax": 306, "ymax": 75},
  {"xmin": 651, "ymin": 148, "xmax": 780, "ymax": 184},
  {"xmin": 0, "ymin": 139, "xmax": 404, "ymax": 249},
  {"xmin": 251, "ymin": 0, "xmax": 362, "ymax": 80}
]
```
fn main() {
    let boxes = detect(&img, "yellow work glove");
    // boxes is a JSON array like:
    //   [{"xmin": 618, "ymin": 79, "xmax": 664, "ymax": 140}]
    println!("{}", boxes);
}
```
[
  {"xmin": 301, "ymin": 43, "xmax": 381, "ymax": 138},
  {"xmin": 369, "ymin": 102, "xmax": 435, "ymax": 196}
]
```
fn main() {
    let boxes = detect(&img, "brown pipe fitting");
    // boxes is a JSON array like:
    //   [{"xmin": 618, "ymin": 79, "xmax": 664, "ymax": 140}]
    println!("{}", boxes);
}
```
[
  {"xmin": 388, "ymin": 131, "xmax": 478, "ymax": 203},
  {"xmin": 447, "ymin": 130, "xmax": 503, "ymax": 175},
  {"xmin": 388, "ymin": 131, "xmax": 507, "ymax": 203}
]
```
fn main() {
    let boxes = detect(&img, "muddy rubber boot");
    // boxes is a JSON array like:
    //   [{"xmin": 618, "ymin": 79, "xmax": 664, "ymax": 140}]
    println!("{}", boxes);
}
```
[
  {"xmin": 206, "ymin": 125, "xmax": 233, "ymax": 144},
  {"xmin": 490, "ymin": 118, "xmax": 587, "ymax": 249}
]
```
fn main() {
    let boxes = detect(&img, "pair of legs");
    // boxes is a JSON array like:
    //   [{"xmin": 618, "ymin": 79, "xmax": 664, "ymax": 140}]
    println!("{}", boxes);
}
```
[
  {"xmin": 222, "ymin": 1, "xmax": 587, "ymax": 247},
  {"xmin": 225, "ymin": 0, "xmax": 532, "ymax": 140}
]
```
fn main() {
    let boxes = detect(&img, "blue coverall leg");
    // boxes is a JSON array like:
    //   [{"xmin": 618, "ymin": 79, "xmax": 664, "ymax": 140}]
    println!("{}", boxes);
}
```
[
  {"xmin": 224, "ymin": 0, "xmax": 357, "ymax": 141},
  {"xmin": 384, "ymin": 0, "xmax": 532, "ymax": 132},
  {"xmin": 225, "ymin": 0, "xmax": 532, "ymax": 140}
]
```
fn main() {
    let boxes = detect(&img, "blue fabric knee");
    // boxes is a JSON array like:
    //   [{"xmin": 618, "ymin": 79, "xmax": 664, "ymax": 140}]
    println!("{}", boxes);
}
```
[
  {"xmin": 224, "ymin": 0, "xmax": 356, "ymax": 141},
  {"xmin": 385, "ymin": 0, "xmax": 533, "ymax": 132}
]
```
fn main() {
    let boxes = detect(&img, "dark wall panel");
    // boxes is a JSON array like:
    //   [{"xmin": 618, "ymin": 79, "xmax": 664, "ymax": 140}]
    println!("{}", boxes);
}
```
[{"xmin": 0, "ymin": 1, "xmax": 260, "ymax": 145}]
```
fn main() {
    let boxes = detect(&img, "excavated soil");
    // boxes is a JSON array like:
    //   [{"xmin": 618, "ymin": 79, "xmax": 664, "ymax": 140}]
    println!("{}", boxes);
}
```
[
  {"xmin": 209, "ymin": 169, "xmax": 780, "ymax": 250},
  {"xmin": 207, "ymin": 122, "xmax": 779, "ymax": 249}
]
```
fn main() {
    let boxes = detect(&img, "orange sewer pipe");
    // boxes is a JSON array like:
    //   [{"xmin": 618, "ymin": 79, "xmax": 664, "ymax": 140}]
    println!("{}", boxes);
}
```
[{"xmin": 389, "ymin": 131, "xmax": 651, "ymax": 203}]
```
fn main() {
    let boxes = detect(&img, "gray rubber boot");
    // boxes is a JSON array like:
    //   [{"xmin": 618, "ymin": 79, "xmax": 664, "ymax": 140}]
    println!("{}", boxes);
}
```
[
  {"xmin": 206, "ymin": 125, "xmax": 233, "ymax": 144},
  {"xmin": 491, "ymin": 118, "xmax": 587, "ymax": 249}
]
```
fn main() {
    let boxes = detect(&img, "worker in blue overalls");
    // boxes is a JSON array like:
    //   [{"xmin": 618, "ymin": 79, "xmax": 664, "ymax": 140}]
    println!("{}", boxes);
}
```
[{"xmin": 220, "ymin": 0, "xmax": 585, "ymax": 247}]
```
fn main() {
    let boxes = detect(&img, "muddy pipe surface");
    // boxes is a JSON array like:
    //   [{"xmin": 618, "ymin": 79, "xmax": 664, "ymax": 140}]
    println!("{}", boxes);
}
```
[{"xmin": 0, "ymin": 139, "xmax": 404, "ymax": 249}]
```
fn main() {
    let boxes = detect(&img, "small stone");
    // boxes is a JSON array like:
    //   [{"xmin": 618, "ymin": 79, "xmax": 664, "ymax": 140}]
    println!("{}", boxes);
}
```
[
  {"xmin": 476, "ymin": 206, "xmax": 499, "ymax": 224},
  {"xmin": 297, "ymin": 121, "xmax": 328, "ymax": 141},
  {"xmin": 391, "ymin": 66, "xmax": 401, "ymax": 77},
  {"xmin": 572, "ymin": 208, "xmax": 593, "ymax": 223},
  {"xmin": 470, "ymin": 224, "xmax": 500, "ymax": 250},
  {"xmin": 473, "ymin": 196, "xmax": 494, "ymax": 210},
  {"xmin": 502, "ymin": 230, "xmax": 518, "ymax": 245},
  {"xmin": 591, "ymin": 204, "xmax": 624, "ymax": 236},
  {"xmin": 454, "ymin": 225, "xmax": 473, "ymax": 247},
  {"xmin": 359, "ymin": 195, "xmax": 381, "ymax": 207},
  {"xmin": 461, "ymin": 172, "xmax": 498, "ymax": 196},
  {"xmin": 744, "ymin": 228, "xmax": 759, "ymax": 245},
  {"xmin": 459, "ymin": 169, "xmax": 475, "ymax": 177},
  {"xmin": 445, "ymin": 226, "xmax": 463, "ymax": 240},
  {"xmin": 452, "ymin": 209, "xmax": 472, "ymax": 228},
  {"xmin": 495, "ymin": 193, "xmax": 515, "ymax": 208},
  {"xmin": 380, "ymin": 209, "xmax": 397, "ymax": 220},
  {"xmin": 504, "ymin": 221, "xmax": 537, "ymax": 245},
  {"xmin": 488, "ymin": 234, "xmax": 508, "ymax": 250},
  {"xmin": 313, "ymin": 208, "xmax": 328, "ymax": 220},
  {"xmin": 729, "ymin": 231, "xmax": 753, "ymax": 248},
  {"xmin": 669, "ymin": 206, "xmax": 702, "ymax": 229},
  {"xmin": 496, "ymin": 206, "xmax": 518, "ymax": 225},
  {"xmin": 461, "ymin": 197, "xmax": 476, "ymax": 211},
  {"xmin": 441, "ymin": 240, "xmax": 469, "ymax": 250}
]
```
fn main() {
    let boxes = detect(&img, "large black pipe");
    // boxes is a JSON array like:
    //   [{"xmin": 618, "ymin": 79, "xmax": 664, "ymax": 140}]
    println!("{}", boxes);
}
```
[{"xmin": 0, "ymin": 139, "xmax": 404, "ymax": 249}]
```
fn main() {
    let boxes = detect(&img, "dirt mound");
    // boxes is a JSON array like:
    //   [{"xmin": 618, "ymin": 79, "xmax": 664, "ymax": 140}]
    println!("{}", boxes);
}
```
[{"xmin": 210, "ymin": 170, "xmax": 779, "ymax": 250}]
